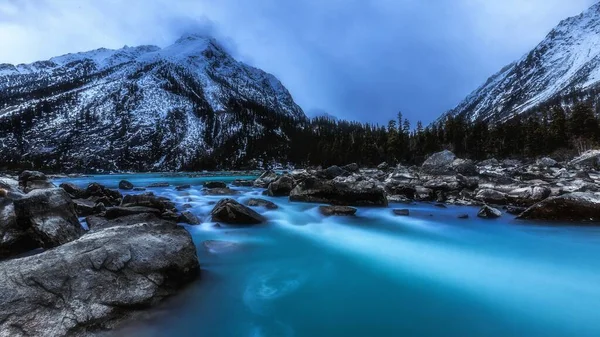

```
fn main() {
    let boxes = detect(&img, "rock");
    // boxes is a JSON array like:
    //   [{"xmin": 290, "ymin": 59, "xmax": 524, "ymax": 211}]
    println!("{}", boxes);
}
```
[
  {"xmin": 72, "ymin": 198, "xmax": 104, "ymax": 217},
  {"xmin": 517, "ymin": 192, "xmax": 600, "ymax": 222},
  {"xmin": 319, "ymin": 205, "xmax": 357, "ymax": 216},
  {"xmin": 18, "ymin": 171, "xmax": 55, "ymax": 193},
  {"xmin": 0, "ymin": 199, "xmax": 37, "ymax": 259},
  {"xmin": 415, "ymin": 186, "xmax": 434, "ymax": 201},
  {"xmin": 289, "ymin": 177, "xmax": 388, "ymax": 207},
  {"xmin": 203, "ymin": 188, "xmax": 241, "ymax": 196},
  {"xmin": 254, "ymin": 170, "xmax": 279, "ymax": 188},
  {"xmin": 504, "ymin": 206, "xmax": 527, "ymax": 215},
  {"xmin": 86, "ymin": 213, "xmax": 171, "ymax": 231},
  {"xmin": 175, "ymin": 184, "xmax": 191, "ymax": 191},
  {"xmin": 118, "ymin": 180, "xmax": 134, "ymax": 190},
  {"xmin": 502, "ymin": 159, "xmax": 522, "ymax": 167},
  {"xmin": 87, "ymin": 183, "xmax": 122, "ymax": 206},
  {"xmin": 267, "ymin": 175, "xmax": 295, "ymax": 196},
  {"xmin": 423, "ymin": 176, "xmax": 462, "ymax": 191},
  {"xmin": 203, "ymin": 240, "xmax": 241, "ymax": 254},
  {"xmin": 387, "ymin": 195, "xmax": 414, "ymax": 204},
  {"xmin": 386, "ymin": 165, "xmax": 416, "ymax": 181},
  {"xmin": 377, "ymin": 162, "xmax": 389, "ymax": 170},
  {"xmin": 13, "ymin": 188, "xmax": 83, "ymax": 248},
  {"xmin": 121, "ymin": 193, "xmax": 176, "ymax": 212},
  {"xmin": 204, "ymin": 181, "xmax": 227, "ymax": 189},
  {"xmin": 232, "ymin": 179, "xmax": 254, "ymax": 187},
  {"xmin": 570, "ymin": 150, "xmax": 600, "ymax": 167},
  {"xmin": 475, "ymin": 189, "xmax": 508, "ymax": 205},
  {"xmin": 210, "ymin": 198, "xmax": 266, "ymax": 225},
  {"xmin": 147, "ymin": 182, "xmax": 170, "ymax": 188},
  {"xmin": 385, "ymin": 182, "xmax": 416, "ymax": 199},
  {"xmin": 478, "ymin": 158, "xmax": 500, "ymax": 167},
  {"xmin": 422, "ymin": 150, "xmax": 456, "ymax": 175},
  {"xmin": 0, "ymin": 223, "xmax": 199, "ymax": 337},
  {"xmin": 318, "ymin": 165, "xmax": 347, "ymax": 180},
  {"xmin": 105, "ymin": 206, "xmax": 162, "ymax": 219},
  {"xmin": 178, "ymin": 211, "xmax": 201, "ymax": 225},
  {"xmin": 452, "ymin": 159, "xmax": 478, "ymax": 176},
  {"xmin": 246, "ymin": 198, "xmax": 278, "ymax": 210},
  {"xmin": 342, "ymin": 163, "xmax": 360, "ymax": 173},
  {"xmin": 59, "ymin": 182, "xmax": 88, "ymax": 199},
  {"xmin": 537, "ymin": 157, "xmax": 558, "ymax": 168},
  {"xmin": 393, "ymin": 209, "xmax": 410, "ymax": 216},
  {"xmin": 506, "ymin": 186, "xmax": 551, "ymax": 206},
  {"xmin": 458, "ymin": 214, "xmax": 469, "ymax": 219},
  {"xmin": 0, "ymin": 177, "xmax": 20, "ymax": 194},
  {"xmin": 477, "ymin": 205, "xmax": 502, "ymax": 219}
]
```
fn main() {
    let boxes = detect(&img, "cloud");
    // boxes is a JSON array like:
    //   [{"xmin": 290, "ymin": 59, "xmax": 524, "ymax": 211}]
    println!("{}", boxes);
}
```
[{"xmin": 0, "ymin": 0, "xmax": 596, "ymax": 124}]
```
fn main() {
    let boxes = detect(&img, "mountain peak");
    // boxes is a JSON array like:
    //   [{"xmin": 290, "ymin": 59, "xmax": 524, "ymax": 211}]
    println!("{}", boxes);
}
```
[{"xmin": 440, "ymin": 1, "xmax": 600, "ymax": 123}]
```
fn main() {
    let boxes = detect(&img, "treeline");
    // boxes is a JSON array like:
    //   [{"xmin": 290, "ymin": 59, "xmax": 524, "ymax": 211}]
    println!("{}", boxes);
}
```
[{"xmin": 183, "ymin": 101, "xmax": 600, "ymax": 170}]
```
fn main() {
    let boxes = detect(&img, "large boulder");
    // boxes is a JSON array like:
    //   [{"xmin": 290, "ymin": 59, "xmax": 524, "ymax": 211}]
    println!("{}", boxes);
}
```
[
  {"xmin": 570, "ymin": 150, "xmax": 600, "ymax": 167},
  {"xmin": 0, "ymin": 198, "xmax": 37, "ymax": 259},
  {"xmin": 13, "ymin": 189, "xmax": 84, "ymax": 249},
  {"xmin": 210, "ymin": 198, "xmax": 266, "ymax": 225},
  {"xmin": 267, "ymin": 175, "xmax": 295, "ymax": 196},
  {"xmin": 422, "ymin": 150, "xmax": 457, "ymax": 175},
  {"xmin": 254, "ymin": 171, "xmax": 279, "ymax": 188},
  {"xmin": 289, "ymin": 177, "xmax": 388, "ymax": 207},
  {"xmin": 317, "ymin": 165, "xmax": 347, "ymax": 180},
  {"xmin": 18, "ymin": 171, "xmax": 55, "ymax": 193},
  {"xmin": 342, "ymin": 163, "xmax": 360, "ymax": 173},
  {"xmin": 0, "ymin": 223, "xmax": 199, "ymax": 337},
  {"xmin": 517, "ymin": 192, "xmax": 600, "ymax": 222},
  {"xmin": 0, "ymin": 177, "xmax": 23, "ymax": 197},
  {"xmin": 452, "ymin": 159, "xmax": 478, "ymax": 176},
  {"xmin": 536, "ymin": 157, "xmax": 558, "ymax": 168},
  {"xmin": 59, "ymin": 182, "xmax": 88, "ymax": 199},
  {"xmin": 204, "ymin": 181, "xmax": 227, "ymax": 189},
  {"xmin": 118, "ymin": 180, "xmax": 134, "ymax": 190}
]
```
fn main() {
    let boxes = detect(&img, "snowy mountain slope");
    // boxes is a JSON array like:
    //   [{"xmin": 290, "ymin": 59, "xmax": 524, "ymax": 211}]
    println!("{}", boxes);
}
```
[
  {"xmin": 440, "ymin": 2, "xmax": 600, "ymax": 123},
  {"xmin": 0, "ymin": 33, "xmax": 306, "ymax": 171}
]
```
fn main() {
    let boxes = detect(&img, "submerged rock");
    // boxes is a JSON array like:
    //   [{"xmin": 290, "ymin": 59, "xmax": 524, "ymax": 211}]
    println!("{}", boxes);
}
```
[
  {"xmin": 232, "ymin": 179, "xmax": 254, "ymax": 187},
  {"xmin": 246, "ymin": 198, "xmax": 278, "ymax": 210},
  {"xmin": 458, "ymin": 213, "xmax": 469, "ymax": 219},
  {"xmin": 204, "ymin": 181, "xmax": 227, "ymax": 189},
  {"xmin": 289, "ymin": 177, "xmax": 388, "ymax": 207},
  {"xmin": 211, "ymin": 198, "xmax": 266, "ymax": 225},
  {"xmin": 0, "ymin": 223, "xmax": 199, "ymax": 337},
  {"xmin": 203, "ymin": 240, "xmax": 242, "ymax": 254},
  {"xmin": 517, "ymin": 192, "xmax": 600, "ymax": 222},
  {"xmin": 118, "ymin": 180, "xmax": 134, "ymax": 190},
  {"xmin": 393, "ymin": 209, "xmax": 410, "ymax": 216},
  {"xmin": 477, "ymin": 205, "xmax": 502, "ymax": 219},
  {"xmin": 13, "ymin": 188, "xmax": 83, "ymax": 248},
  {"xmin": 319, "ymin": 205, "xmax": 357, "ymax": 216},
  {"xmin": 147, "ymin": 182, "xmax": 170, "ymax": 188},
  {"xmin": 204, "ymin": 187, "xmax": 241, "ymax": 196}
]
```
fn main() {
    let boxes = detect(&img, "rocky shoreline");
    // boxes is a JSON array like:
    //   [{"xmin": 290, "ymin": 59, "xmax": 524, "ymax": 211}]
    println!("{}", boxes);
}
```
[{"xmin": 2, "ymin": 150, "xmax": 600, "ymax": 335}]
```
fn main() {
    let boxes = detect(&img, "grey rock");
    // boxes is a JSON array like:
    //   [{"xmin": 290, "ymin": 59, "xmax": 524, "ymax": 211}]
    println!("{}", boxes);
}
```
[
  {"xmin": 18, "ymin": 171, "xmax": 55, "ymax": 193},
  {"xmin": 517, "ymin": 192, "xmax": 600, "ymax": 222},
  {"xmin": 477, "ymin": 205, "xmax": 502, "ymax": 219},
  {"xmin": 0, "ymin": 199, "xmax": 37, "ymax": 259},
  {"xmin": 0, "ymin": 223, "xmax": 199, "ymax": 337},
  {"xmin": 118, "ymin": 180, "xmax": 134, "ymax": 190},
  {"xmin": 319, "ymin": 205, "xmax": 357, "ymax": 216},
  {"xmin": 211, "ymin": 198, "xmax": 266, "ymax": 225},
  {"xmin": 13, "ymin": 188, "xmax": 83, "ymax": 249},
  {"xmin": 475, "ymin": 189, "xmax": 508, "ymax": 205},
  {"xmin": 105, "ymin": 206, "xmax": 162, "ymax": 219},
  {"xmin": 204, "ymin": 181, "xmax": 227, "ymax": 189},
  {"xmin": 59, "ymin": 182, "xmax": 88, "ymax": 199},
  {"xmin": 121, "ymin": 193, "xmax": 176, "ymax": 212},
  {"xmin": 254, "ymin": 171, "xmax": 279, "ymax": 188},
  {"xmin": 422, "ymin": 150, "xmax": 456, "ymax": 175},
  {"xmin": 246, "ymin": 198, "xmax": 278, "ymax": 210},
  {"xmin": 267, "ymin": 175, "xmax": 295, "ymax": 196},
  {"xmin": 342, "ymin": 163, "xmax": 360, "ymax": 173},
  {"xmin": 147, "ymin": 182, "xmax": 170, "ymax": 188},
  {"xmin": 203, "ymin": 188, "xmax": 241, "ymax": 196},
  {"xmin": 178, "ymin": 211, "xmax": 201, "ymax": 225},
  {"xmin": 289, "ymin": 177, "xmax": 388, "ymax": 207}
]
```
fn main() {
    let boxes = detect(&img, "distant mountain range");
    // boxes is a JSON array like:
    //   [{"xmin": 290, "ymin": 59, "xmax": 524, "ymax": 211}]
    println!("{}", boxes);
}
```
[
  {"xmin": 440, "ymin": 2, "xmax": 600, "ymax": 123},
  {"xmin": 0, "ymin": 33, "xmax": 305, "ymax": 171}
]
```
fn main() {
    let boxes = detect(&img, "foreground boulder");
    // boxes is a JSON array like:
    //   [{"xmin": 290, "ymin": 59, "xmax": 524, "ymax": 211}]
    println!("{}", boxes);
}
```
[
  {"xmin": 211, "ymin": 198, "xmax": 266, "ymax": 225},
  {"xmin": 13, "ymin": 188, "xmax": 83, "ymax": 248},
  {"xmin": 319, "ymin": 205, "xmax": 357, "ymax": 216},
  {"xmin": 267, "ymin": 175, "xmax": 295, "ymax": 196},
  {"xmin": 0, "ymin": 223, "xmax": 200, "ymax": 337},
  {"xmin": 289, "ymin": 177, "xmax": 388, "ymax": 207},
  {"xmin": 517, "ymin": 192, "xmax": 600, "ymax": 222}
]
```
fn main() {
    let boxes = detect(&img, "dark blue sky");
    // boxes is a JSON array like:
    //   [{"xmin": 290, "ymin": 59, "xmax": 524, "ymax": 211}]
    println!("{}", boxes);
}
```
[{"xmin": 0, "ymin": 0, "xmax": 596, "ymax": 124}]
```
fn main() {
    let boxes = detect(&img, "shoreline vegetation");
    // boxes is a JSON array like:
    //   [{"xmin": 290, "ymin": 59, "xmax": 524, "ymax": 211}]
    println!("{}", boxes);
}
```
[{"xmin": 2, "ymin": 148, "xmax": 600, "ymax": 335}]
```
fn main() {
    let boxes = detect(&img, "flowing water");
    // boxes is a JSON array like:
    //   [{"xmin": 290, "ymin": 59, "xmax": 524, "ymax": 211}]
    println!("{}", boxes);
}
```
[{"xmin": 55, "ymin": 174, "xmax": 600, "ymax": 337}]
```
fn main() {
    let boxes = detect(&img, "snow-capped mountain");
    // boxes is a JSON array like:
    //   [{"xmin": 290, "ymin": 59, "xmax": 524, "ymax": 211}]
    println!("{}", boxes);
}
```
[
  {"xmin": 441, "ymin": 2, "xmax": 600, "ymax": 123},
  {"xmin": 0, "ymin": 33, "xmax": 306, "ymax": 171}
]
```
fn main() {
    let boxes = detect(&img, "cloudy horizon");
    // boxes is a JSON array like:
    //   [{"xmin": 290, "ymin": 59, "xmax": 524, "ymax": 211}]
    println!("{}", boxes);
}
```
[{"xmin": 0, "ymin": 0, "xmax": 596, "ymax": 124}]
